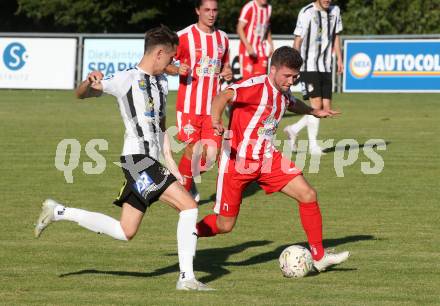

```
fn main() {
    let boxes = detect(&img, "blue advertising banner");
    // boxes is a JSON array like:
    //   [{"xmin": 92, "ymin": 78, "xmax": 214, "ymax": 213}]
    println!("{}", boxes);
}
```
[
  {"xmin": 82, "ymin": 39, "xmax": 179, "ymax": 90},
  {"xmin": 343, "ymin": 39, "xmax": 440, "ymax": 92}
]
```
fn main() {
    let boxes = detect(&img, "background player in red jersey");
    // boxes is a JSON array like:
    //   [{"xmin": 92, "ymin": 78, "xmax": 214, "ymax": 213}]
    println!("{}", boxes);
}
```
[
  {"xmin": 196, "ymin": 46, "xmax": 350, "ymax": 272},
  {"xmin": 166, "ymin": 0, "xmax": 232, "ymax": 200},
  {"xmin": 237, "ymin": 0, "xmax": 274, "ymax": 79}
]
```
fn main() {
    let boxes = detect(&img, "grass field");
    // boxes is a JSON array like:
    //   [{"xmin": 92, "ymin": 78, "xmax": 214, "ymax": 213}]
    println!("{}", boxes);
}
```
[{"xmin": 1, "ymin": 90, "xmax": 439, "ymax": 305}]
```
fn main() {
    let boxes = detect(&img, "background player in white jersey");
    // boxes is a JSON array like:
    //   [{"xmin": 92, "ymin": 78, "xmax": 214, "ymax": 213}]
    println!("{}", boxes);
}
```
[
  {"xmin": 284, "ymin": 0, "xmax": 343, "ymax": 155},
  {"xmin": 166, "ymin": 0, "xmax": 232, "ymax": 201},
  {"xmin": 196, "ymin": 46, "xmax": 349, "ymax": 272},
  {"xmin": 237, "ymin": 0, "xmax": 273, "ymax": 79},
  {"xmin": 34, "ymin": 26, "xmax": 212, "ymax": 291}
]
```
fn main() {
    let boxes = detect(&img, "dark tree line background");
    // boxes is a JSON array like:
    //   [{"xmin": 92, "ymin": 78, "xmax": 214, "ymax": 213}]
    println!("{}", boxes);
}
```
[{"xmin": 1, "ymin": 0, "xmax": 439, "ymax": 35}]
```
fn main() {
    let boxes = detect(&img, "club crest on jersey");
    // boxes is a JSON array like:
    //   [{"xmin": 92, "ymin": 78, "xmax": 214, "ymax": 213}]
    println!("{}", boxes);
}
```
[{"xmin": 138, "ymin": 80, "xmax": 147, "ymax": 91}]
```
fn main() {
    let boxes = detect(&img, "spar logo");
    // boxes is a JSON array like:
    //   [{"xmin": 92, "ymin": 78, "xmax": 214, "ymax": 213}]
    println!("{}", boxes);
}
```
[
  {"xmin": 3, "ymin": 42, "xmax": 28, "ymax": 71},
  {"xmin": 349, "ymin": 53, "xmax": 372, "ymax": 79}
]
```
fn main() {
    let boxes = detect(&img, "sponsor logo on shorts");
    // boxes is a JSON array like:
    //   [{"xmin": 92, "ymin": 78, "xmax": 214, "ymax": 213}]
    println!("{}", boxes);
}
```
[{"xmin": 134, "ymin": 171, "xmax": 160, "ymax": 198}]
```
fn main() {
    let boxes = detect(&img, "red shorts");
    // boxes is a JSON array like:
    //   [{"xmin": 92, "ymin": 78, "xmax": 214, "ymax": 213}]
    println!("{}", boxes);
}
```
[
  {"xmin": 239, "ymin": 53, "xmax": 269, "ymax": 79},
  {"xmin": 176, "ymin": 111, "xmax": 222, "ymax": 148},
  {"xmin": 214, "ymin": 150, "xmax": 302, "ymax": 217}
]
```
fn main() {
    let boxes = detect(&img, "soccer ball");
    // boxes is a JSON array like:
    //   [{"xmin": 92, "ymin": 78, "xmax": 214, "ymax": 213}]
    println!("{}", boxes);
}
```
[{"xmin": 279, "ymin": 245, "xmax": 313, "ymax": 278}]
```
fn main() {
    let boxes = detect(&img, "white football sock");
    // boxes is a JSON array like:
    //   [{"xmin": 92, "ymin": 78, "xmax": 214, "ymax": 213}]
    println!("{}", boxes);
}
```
[
  {"xmin": 177, "ymin": 208, "xmax": 198, "ymax": 281},
  {"xmin": 289, "ymin": 115, "xmax": 309, "ymax": 134},
  {"xmin": 307, "ymin": 115, "xmax": 320, "ymax": 148},
  {"xmin": 54, "ymin": 205, "xmax": 127, "ymax": 241}
]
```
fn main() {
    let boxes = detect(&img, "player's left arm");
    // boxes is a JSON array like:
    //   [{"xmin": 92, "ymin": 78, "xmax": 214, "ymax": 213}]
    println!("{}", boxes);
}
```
[
  {"xmin": 211, "ymin": 89, "xmax": 235, "ymax": 135},
  {"xmin": 288, "ymin": 97, "xmax": 340, "ymax": 118},
  {"xmin": 334, "ymin": 34, "xmax": 343, "ymax": 74},
  {"xmin": 333, "ymin": 7, "xmax": 344, "ymax": 74},
  {"xmin": 160, "ymin": 117, "xmax": 184, "ymax": 184}
]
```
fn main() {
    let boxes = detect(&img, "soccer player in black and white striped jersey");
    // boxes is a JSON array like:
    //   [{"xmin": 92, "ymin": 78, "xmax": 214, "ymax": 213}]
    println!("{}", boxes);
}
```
[
  {"xmin": 34, "ymin": 26, "xmax": 213, "ymax": 291},
  {"xmin": 284, "ymin": 0, "xmax": 343, "ymax": 155}
]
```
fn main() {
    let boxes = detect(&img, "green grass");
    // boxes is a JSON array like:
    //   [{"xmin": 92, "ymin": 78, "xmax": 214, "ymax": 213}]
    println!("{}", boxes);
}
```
[{"xmin": 0, "ymin": 89, "xmax": 439, "ymax": 305}]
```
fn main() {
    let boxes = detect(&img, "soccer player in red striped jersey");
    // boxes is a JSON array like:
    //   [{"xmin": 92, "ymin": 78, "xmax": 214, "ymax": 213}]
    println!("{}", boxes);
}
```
[
  {"xmin": 196, "ymin": 46, "xmax": 350, "ymax": 272},
  {"xmin": 166, "ymin": 0, "xmax": 232, "ymax": 200},
  {"xmin": 237, "ymin": 0, "xmax": 274, "ymax": 79}
]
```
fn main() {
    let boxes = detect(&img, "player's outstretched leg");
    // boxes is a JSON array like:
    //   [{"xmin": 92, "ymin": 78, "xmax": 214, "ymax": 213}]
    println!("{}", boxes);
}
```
[
  {"xmin": 281, "ymin": 176, "xmax": 350, "ymax": 272},
  {"xmin": 34, "ymin": 199, "xmax": 128, "ymax": 240}
]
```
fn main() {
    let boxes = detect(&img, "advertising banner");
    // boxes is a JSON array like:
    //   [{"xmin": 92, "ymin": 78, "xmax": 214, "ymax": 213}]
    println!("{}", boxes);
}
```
[
  {"xmin": 344, "ymin": 39, "xmax": 440, "ymax": 92},
  {"xmin": 0, "ymin": 38, "xmax": 77, "ymax": 89},
  {"xmin": 82, "ymin": 37, "xmax": 300, "ymax": 91}
]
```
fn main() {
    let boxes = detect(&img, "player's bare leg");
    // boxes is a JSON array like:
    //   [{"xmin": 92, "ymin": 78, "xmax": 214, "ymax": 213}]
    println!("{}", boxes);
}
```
[
  {"xmin": 308, "ymin": 97, "xmax": 324, "ymax": 154},
  {"xmin": 322, "ymin": 98, "xmax": 332, "ymax": 112},
  {"xmin": 281, "ymin": 176, "xmax": 349, "ymax": 271},
  {"xmin": 284, "ymin": 96, "xmax": 323, "ymax": 153},
  {"xmin": 119, "ymin": 203, "xmax": 144, "ymax": 240},
  {"xmin": 159, "ymin": 182, "xmax": 214, "ymax": 291}
]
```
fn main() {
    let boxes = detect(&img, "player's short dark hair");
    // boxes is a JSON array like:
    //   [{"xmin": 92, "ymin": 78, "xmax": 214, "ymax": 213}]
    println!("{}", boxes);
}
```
[
  {"xmin": 144, "ymin": 25, "xmax": 179, "ymax": 53},
  {"xmin": 270, "ymin": 46, "xmax": 303, "ymax": 70},
  {"xmin": 195, "ymin": 0, "xmax": 217, "ymax": 9}
]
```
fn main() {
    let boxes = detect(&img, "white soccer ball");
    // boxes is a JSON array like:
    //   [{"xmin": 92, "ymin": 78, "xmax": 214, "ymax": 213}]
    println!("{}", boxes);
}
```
[{"xmin": 279, "ymin": 245, "xmax": 313, "ymax": 278}]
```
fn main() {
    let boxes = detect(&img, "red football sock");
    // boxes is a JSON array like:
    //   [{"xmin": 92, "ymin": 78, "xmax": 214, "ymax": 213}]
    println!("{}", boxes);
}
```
[
  {"xmin": 178, "ymin": 155, "xmax": 192, "ymax": 191},
  {"xmin": 299, "ymin": 201, "xmax": 324, "ymax": 260},
  {"xmin": 196, "ymin": 214, "xmax": 219, "ymax": 237}
]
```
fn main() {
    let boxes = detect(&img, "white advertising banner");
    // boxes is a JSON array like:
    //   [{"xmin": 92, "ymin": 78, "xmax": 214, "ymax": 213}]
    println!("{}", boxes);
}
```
[
  {"xmin": 81, "ymin": 37, "xmax": 297, "ymax": 91},
  {"xmin": 82, "ymin": 38, "xmax": 183, "ymax": 90},
  {"xmin": 0, "ymin": 38, "xmax": 77, "ymax": 89}
]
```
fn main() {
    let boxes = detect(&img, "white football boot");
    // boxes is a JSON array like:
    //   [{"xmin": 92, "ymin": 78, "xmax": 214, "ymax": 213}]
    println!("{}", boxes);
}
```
[
  {"xmin": 34, "ymin": 199, "xmax": 59, "ymax": 238},
  {"xmin": 176, "ymin": 278, "xmax": 215, "ymax": 291},
  {"xmin": 283, "ymin": 125, "xmax": 298, "ymax": 152},
  {"xmin": 313, "ymin": 250, "xmax": 350, "ymax": 272}
]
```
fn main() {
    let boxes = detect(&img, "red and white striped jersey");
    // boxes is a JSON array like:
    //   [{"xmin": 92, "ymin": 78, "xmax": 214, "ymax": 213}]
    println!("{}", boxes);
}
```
[
  {"xmin": 238, "ymin": 1, "xmax": 272, "ymax": 57},
  {"xmin": 227, "ymin": 75, "xmax": 294, "ymax": 160},
  {"xmin": 175, "ymin": 24, "xmax": 230, "ymax": 115}
]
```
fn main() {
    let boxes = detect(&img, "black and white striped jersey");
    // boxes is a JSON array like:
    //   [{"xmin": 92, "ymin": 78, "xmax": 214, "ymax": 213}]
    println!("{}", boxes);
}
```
[
  {"xmin": 101, "ymin": 66, "xmax": 167, "ymax": 159},
  {"xmin": 294, "ymin": 3, "xmax": 343, "ymax": 72}
]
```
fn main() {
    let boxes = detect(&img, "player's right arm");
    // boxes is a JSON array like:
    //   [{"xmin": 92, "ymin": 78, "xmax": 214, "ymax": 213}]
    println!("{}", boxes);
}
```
[
  {"xmin": 293, "ymin": 36, "xmax": 303, "ymax": 51},
  {"xmin": 75, "ymin": 71, "xmax": 104, "ymax": 99},
  {"xmin": 237, "ymin": 3, "xmax": 256, "ymax": 57},
  {"xmin": 211, "ymin": 89, "xmax": 235, "ymax": 135},
  {"xmin": 164, "ymin": 60, "xmax": 190, "ymax": 76},
  {"xmin": 293, "ymin": 8, "xmax": 309, "ymax": 51},
  {"xmin": 237, "ymin": 21, "xmax": 256, "ymax": 57}
]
